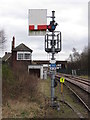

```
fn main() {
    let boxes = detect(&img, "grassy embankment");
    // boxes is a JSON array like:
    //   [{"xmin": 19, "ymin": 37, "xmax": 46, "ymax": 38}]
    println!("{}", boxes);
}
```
[{"xmin": 2, "ymin": 64, "xmax": 88, "ymax": 118}]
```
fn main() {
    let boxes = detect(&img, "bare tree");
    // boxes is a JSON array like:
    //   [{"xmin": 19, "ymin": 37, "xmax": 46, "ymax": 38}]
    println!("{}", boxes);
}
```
[
  {"xmin": 69, "ymin": 54, "xmax": 73, "ymax": 62},
  {"xmin": 0, "ymin": 30, "xmax": 7, "ymax": 51},
  {"xmin": 67, "ymin": 46, "xmax": 88, "ymax": 75},
  {"xmin": 72, "ymin": 48, "xmax": 81, "ymax": 62},
  {"xmin": 80, "ymin": 46, "xmax": 88, "ymax": 71}
]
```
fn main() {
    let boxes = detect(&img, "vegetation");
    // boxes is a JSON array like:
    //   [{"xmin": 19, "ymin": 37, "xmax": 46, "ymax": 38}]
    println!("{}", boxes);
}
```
[
  {"xmin": 67, "ymin": 47, "xmax": 88, "ymax": 75},
  {"xmin": 2, "ymin": 76, "xmax": 88, "ymax": 118},
  {"xmin": 0, "ymin": 29, "xmax": 7, "ymax": 51},
  {"xmin": 2, "ymin": 64, "xmax": 39, "ymax": 104}
]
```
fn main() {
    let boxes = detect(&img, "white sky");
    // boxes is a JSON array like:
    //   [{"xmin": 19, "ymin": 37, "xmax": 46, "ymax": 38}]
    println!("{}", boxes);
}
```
[{"xmin": 0, "ymin": 0, "xmax": 89, "ymax": 60}]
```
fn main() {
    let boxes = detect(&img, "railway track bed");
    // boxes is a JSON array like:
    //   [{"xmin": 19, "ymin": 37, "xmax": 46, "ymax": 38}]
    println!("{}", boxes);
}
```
[
  {"xmin": 55, "ymin": 73, "xmax": 90, "ymax": 117},
  {"xmin": 55, "ymin": 83, "xmax": 89, "ymax": 118}
]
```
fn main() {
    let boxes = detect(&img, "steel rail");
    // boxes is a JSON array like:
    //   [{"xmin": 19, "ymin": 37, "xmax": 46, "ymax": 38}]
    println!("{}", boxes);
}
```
[
  {"xmin": 64, "ymin": 83, "xmax": 90, "ymax": 112},
  {"xmin": 55, "ymin": 74, "xmax": 90, "ymax": 112},
  {"xmin": 58, "ymin": 73, "xmax": 90, "ymax": 83},
  {"xmin": 55, "ymin": 74, "xmax": 90, "ymax": 93}
]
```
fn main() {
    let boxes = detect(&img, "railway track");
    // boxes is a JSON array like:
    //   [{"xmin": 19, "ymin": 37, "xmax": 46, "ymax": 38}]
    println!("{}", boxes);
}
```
[
  {"xmin": 56, "ymin": 73, "xmax": 90, "ymax": 93},
  {"xmin": 55, "ymin": 73, "xmax": 90, "ymax": 113}
]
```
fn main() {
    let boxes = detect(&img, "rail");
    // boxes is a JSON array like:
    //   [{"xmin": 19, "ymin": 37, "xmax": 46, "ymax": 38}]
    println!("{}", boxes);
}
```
[{"xmin": 55, "ymin": 73, "xmax": 90, "ymax": 112}]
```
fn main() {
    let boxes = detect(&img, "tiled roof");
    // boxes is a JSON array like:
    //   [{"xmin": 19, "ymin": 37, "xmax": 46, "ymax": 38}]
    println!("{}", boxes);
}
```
[
  {"xmin": 2, "ymin": 53, "xmax": 11, "ymax": 62},
  {"xmin": 12, "ymin": 43, "xmax": 33, "ymax": 52}
]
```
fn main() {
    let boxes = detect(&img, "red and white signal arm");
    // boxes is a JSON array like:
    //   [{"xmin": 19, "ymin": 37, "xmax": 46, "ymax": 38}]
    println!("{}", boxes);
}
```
[{"xmin": 28, "ymin": 9, "xmax": 47, "ymax": 36}]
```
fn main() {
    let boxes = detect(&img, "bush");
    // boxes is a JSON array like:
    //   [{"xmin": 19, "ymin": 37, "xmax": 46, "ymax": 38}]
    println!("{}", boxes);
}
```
[
  {"xmin": 2, "ymin": 63, "xmax": 39, "ymax": 103},
  {"xmin": 2, "ymin": 64, "xmax": 15, "ymax": 85}
]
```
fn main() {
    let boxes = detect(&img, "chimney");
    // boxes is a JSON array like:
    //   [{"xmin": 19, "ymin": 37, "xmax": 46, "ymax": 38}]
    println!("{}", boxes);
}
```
[
  {"xmin": 5, "ymin": 52, "xmax": 7, "ymax": 55},
  {"xmin": 12, "ymin": 36, "xmax": 15, "ymax": 51}
]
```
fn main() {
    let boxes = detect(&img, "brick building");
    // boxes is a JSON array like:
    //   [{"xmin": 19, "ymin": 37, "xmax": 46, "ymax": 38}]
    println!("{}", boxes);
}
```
[{"xmin": 2, "ymin": 37, "xmax": 33, "ymax": 69}]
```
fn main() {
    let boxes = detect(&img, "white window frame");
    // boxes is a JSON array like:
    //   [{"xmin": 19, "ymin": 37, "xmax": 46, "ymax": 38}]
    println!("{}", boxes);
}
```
[{"xmin": 17, "ymin": 52, "xmax": 31, "ymax": 60}]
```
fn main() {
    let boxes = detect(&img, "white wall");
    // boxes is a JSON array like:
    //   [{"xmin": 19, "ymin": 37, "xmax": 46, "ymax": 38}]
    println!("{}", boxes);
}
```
[{"xmin": 28, "ymin": 65, "xmax": 43, "ymax": 79}]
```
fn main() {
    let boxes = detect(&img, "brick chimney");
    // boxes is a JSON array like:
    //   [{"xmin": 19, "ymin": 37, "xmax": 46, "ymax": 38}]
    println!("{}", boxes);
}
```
[
  {"xmin": 5, "ymin": 52, "xmax": 7, "ymax": 55},
  {"xmin": 12, "ymin": 36, "xmax": 15, "ymax": 51}
]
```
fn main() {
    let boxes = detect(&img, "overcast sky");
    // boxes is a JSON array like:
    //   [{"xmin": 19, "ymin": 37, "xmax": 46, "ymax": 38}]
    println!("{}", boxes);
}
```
[{"xmin": 0, "ymin": 0, "xmax": 89, "ymax": 60}]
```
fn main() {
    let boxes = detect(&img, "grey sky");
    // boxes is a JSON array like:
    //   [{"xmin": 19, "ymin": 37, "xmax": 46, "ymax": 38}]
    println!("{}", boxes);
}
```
[{"xmin": 0, "ymin": 0, "xmax": 88, "ymax": 60}]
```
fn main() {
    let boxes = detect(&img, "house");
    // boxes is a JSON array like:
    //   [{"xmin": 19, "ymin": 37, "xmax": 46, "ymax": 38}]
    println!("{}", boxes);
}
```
[
  {"xmin": 2, "ymin": 36, "xmax": 33, "ymax": 68},
  {"xmin": 11, "ymin": 37, "xmax": 33, "ymax": 68},
  {"xmin": 2, "ymin": 52, "xmax": 11, "ymax": 65},
  {"xmin": 2, "ymin": 37, "xmax": 43, "ymax": 79},
  {"xmin": 2, "ymin": 36, "xmax": 67, "ymax": 79},
  {"xmin": 2, "ymin": 36, "xmax": 44, "ymax": 79}
]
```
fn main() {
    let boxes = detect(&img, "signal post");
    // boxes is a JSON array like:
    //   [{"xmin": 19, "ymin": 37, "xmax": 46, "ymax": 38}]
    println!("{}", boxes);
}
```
[
  {"xmin": 45, "ymin": 11, "xmax": 61, "ymax": 109},
  {"xmin": 28, "ymin": 9, "xmax": 62, "ymax": 109}
]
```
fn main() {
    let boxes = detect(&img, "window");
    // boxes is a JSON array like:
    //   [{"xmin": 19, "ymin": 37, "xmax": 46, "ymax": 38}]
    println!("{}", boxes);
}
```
[
  {"xmin": 25, "ymin": 53, "xmax": 30, "ymax": 59},
  {"xmin": 18, "ymin": 53, "xmax": 23, "ymax": 60},
  {"xmin": 17, "ymin": 52, "xmax": 31, "ymax": 60}
]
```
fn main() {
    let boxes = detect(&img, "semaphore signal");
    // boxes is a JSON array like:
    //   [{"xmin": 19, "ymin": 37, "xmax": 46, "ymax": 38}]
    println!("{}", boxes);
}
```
[{"xmin": 28, "ymin": 9, "xmax": 62, "ymax": 110}]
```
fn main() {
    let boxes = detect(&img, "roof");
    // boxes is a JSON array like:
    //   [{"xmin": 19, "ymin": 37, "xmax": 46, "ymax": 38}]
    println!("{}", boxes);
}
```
[
  {"xmin": 12, "ymin": 43, "xmax": 33, "ymax": 52},
  {"xmin": 2, "ymin": 53, "xmax": 11, "ymax": 62}
]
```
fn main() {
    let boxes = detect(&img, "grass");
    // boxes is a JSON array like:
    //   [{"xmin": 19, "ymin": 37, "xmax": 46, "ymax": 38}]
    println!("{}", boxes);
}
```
[
  {"xmin": 79, "ymin": 75, "xmax": 88, "ymax": 79},
  {"xmin": 55, "ymin": 84, "xmax": 88, "ymax": 118},
  {"xmin": 2, "ymin": 64, "xmax": 15, "ymax": 85},
  {"xmin": 38, "ymin": 78, "xmax": 79, "ymax": 118},
  {"xmin": 21, "ymin": 110, "xmax": 29, "ymax": 118},
  {"xmin": 2, "ymin": 77, "xmax": 78, "ymax": 118},
  {"xmin": 2, "ymin": 69, "xmax": 88, "ymax": 119},
  {"xmin": 2, "ymin": 63, "xmax": 39, "ymax": 102}
]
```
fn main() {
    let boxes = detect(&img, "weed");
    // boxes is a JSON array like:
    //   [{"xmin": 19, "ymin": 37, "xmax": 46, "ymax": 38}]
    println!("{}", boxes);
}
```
[
  {"xmin": 2, "ymin": 63, "xmax": 39, "ymax": 103},
  {"xmin": 21, "ymin": 110, "xmax": 29, "ymax": 118}
]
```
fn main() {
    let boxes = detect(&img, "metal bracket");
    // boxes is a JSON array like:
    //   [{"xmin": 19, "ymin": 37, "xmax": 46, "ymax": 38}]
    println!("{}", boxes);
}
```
[{"xmin": 45, "ymin": 31, "xmax": 61, "ymax": 53}]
